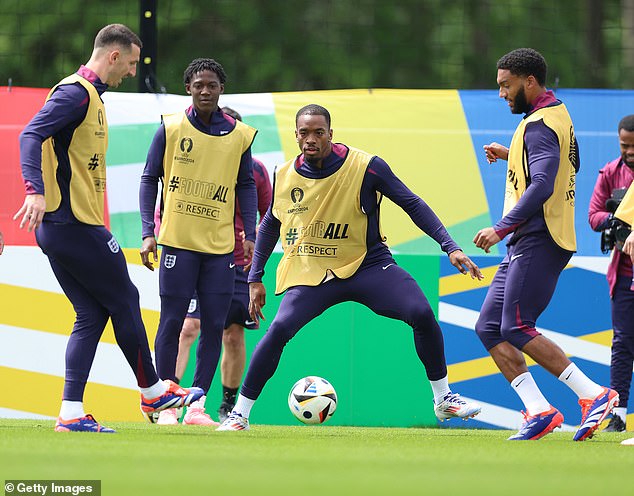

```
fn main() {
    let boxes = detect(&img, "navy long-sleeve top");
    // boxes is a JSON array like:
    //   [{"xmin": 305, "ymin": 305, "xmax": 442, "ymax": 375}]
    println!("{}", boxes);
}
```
[
  {"xmin": 494, "ymin": 91, "xmax": 579, "ymax": 245},
  {"xmin": 139, "ymin": 107, "xmax": 257, "ymax": 243},
  {"xmin": 19, "ymin": 66, "xmax": 107, "ymax": 223},
  {"xmin": 248, "ymin": 143, "xmax": 461, "ymax": 283}
]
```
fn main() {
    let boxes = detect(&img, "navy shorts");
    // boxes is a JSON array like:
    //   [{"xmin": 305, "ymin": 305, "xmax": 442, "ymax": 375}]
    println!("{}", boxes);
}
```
[
  {"xmin": 475, "ymin": 233, "xmax": 572, "ymax": 351},
  {"xmin": 186, "ymin": 266, "xmax": 258, "ymax": 330}
]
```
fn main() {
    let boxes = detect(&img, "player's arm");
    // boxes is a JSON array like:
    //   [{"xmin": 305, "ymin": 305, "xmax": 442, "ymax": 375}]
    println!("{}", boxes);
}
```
[
  {"xmin": 488, "ymin": 121, "xmax": 560, "ymax": 241},
  {"xmin": 139, "ymin": 125, "xmax": 166, "ymax": 271},
  {"xmin": 247, "ymin": 207, "xmax": 281, "ymax": 321},
  {"xmin": 15, "ymin": 83, "xmax": 89, "ymax": 231},
  {"xmin": 366, "ymin": 157, "xmax": 482, "ymax": 279},
  {"xmin": 588, "ymin": 167, "xmax": 613, "ymax": 231},
  {"xmin": 236, "ymin": 148, "xmax": 257, "ymax": 243}
]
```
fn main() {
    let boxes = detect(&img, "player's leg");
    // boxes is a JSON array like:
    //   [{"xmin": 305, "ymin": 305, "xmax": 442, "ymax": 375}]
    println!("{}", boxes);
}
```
[
  {"xmin": 350, "ymin": 262, "xmax": 480, "ymax": 421},
  {"xmin": 155, "ymin": 246, "xmax": 199, "ymax": 383},
  {"xmin": 218, "ymin": 268, "xmax": 255, "ymax": 421},
  {"xmin": 218, "ymin": 282, "xmax": 345, "ymax": 430},
  {"xmin": 500, "ymin": 235, "xmax": 616, "ymax": 441},
  {"xmin": 604, "ymin": 275, "xmax": 634, "ymax": 431},
  {"xmin": 183, "ymin": 253, "xmax": 234, "ymax": 426},
  {"xmin": 175, "ymin": 313, "xmax": 201, "ymax": 382},
  {"xmin": 44, "ymin": 256, "xmax": 114, "ymax": 432},
  {"xmin": 37, "ymin": 224, "xmax": 201, "ymax": 429},
  {"xmin": 157, "ymin": 303, "xmax": 200, "ymax": 425},
  {"xmin": 219, "ymin": 323, "xmax": 245, "ymax": 420},
  {"xmin": 473, "ymin": 252, "xmax": 562, "ymax": 440}
]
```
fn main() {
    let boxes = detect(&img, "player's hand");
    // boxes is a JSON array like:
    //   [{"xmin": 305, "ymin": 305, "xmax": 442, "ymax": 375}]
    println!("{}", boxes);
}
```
[
  {"xmin": 140, "ymin": 236, "xmax": 158, "ymax": 271},
  {"xmin": 473, "ymin": 227, "xmax": 501, "ymax": 253},
  {"xmin": 243, "ymin": 239, "xmax": 255, "ymax": 266},
  {"xmin": 14, "ymin": 194, "xmax": 46, "ymax": 232},
  {"xmin": 623, "ymin": 231, "xmax": 634, "ymax": 263},
  {"xmin": 449, "ymin": 250, "xmax": 484, "ymax": 280},
  {"xmin": 0, "ymin": 231, "xmax": 4, "ymax": 255},
  {"xmin": 249, "ymin": 282, "xmax": 266, "ymax": 323},
  {"xmin": 483, "ymin": 142, "xmax": 509, "ymax": 164}
]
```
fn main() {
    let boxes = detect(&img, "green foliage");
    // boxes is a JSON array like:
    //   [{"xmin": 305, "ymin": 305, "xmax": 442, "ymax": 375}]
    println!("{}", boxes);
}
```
[{"xmin": 0, "ymin": 0, "xmax": 630, "ymax": 92}]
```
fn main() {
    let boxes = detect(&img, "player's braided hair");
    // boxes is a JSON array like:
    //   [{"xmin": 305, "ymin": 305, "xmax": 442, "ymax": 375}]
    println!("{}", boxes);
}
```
[{"xmin": 183, "ymin": 58, "xmax": 227, "ymax": 85}]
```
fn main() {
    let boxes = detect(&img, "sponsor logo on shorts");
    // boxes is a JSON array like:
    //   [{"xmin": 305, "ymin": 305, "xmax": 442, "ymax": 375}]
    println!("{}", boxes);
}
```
[
  {"xmin": 510, "ymin": 254, "xmax": 523, "ymax": 262},
  {"xmin": 244, "ymin": 319, "xmax": 257, "ymax": 326},
  {"xmin": 107, "ymin": 236, "xmax": 120, "ymax": 253},
  {"xmin": 229, "ymin": 263, "xmax": 236, "ymax": 269},
  {"xmin": 164, "ymin": 254, "xmax": 177, "ymax": 269}
]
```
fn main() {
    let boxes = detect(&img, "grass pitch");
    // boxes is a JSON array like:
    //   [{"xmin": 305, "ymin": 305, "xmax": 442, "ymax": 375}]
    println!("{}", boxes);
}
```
[{"xmin": 1, "ymin": 420, "xmax": 634, "ymax": 496}]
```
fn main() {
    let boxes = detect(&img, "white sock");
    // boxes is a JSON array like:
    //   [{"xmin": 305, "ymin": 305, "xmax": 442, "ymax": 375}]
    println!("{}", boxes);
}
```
[
  {"xmin": 510, "ymin": 372, "xmax": 551, "ymax": 416},
  {"xmin": 232, "ymin": 394, "xmax": 255, "ymax": 419},
  {"xmin": 190, "ymin": 395, "xmax": 206, "ymax": 408},
  {"xmin": 613, "ymin": 407, "xmax": 627, "ymax": 423},
  {"xmin": 429, "ymin": 377, "xmax": 451, "ymax": 405},
  {"xmin": 140, "ymin": 380, "xmax": 168, "ymax": 399},
  {"xmin": 59, "ymin": 400, "xmax": 85, "ymax": 420},
  {"xmin": 557, "ymin": 363, "xmax": 603, "ymax": 399}
]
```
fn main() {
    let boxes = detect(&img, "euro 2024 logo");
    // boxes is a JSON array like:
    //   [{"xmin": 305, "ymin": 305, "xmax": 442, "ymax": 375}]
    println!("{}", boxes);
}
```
[
  {"xmin": 180, "ymin": 137, "xmax": 194, "ymax": 155},
  {"xmin": 291, "ymin": 187, "xmax": 304, "ymax": 204}
]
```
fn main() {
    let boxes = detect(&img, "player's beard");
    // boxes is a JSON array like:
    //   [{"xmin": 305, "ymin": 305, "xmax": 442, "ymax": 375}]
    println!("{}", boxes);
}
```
[
  {"xmin": 512, "ymin": 86, "xmax": 531, "ymax": 114},
  {"xmin": 622, "ymin": 153, "xmax": 634, "ymax": 170}
]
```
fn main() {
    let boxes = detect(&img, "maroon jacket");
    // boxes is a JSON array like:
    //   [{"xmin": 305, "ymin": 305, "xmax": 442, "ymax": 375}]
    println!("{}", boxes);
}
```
[{"xmin": 588, "ymin": 157, "xmax": 634, "ymax": 296}]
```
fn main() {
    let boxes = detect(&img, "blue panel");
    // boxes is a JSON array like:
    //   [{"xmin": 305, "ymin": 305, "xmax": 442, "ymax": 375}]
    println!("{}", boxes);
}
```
[{"xmin": 441, "ymin": 323, "xmax": 489, "ymax": 363}]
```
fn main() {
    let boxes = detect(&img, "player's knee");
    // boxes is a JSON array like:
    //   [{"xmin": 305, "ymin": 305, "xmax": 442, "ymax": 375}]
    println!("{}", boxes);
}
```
[
  {"xmin": 474, "ymin": 315, "xmax": 488, "ymax": 342},
  {"xmin": 222, "ymin": 326, "xmax": 245, "ymax": 350},
  {"xmin": 408, "ymin": 302, "xmax": 436, "ymax": 327},
  {"xmin": 267, "ymin": 321, "xmax": 298, "ymax": 346},
  {"xmin": 179, "ymin": 318, "xmax": 200, "ymax": 343}
]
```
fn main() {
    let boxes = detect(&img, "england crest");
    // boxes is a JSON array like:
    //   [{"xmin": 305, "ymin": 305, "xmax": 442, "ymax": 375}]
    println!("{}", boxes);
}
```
[
  {"xmin": 107, "ymin": 236, "xmax": 120, "ymax": 253},
  {"xmin": 164, "ymin": 254, "xmax": 177, "ymax": 269}
]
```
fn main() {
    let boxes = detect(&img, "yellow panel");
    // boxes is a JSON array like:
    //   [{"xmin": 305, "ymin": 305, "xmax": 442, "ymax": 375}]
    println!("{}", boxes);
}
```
[
  {"xmin": 447, "ymin": 355, "xmax": 538, "ymax": 383},
  {"xmin": 0, "ymin": 283, "xmax": 159, "ymax": 348},
  {"xmin": 439, "ymin": 265, "xmax": 498, "ymax": 296},
  {"xmin": 271, "ymin": 89, "xmax": 488, "ymax": 246},
  {"xmin": 579, "ymin": 329, "xmax": 613, "ymax": 346},
  {"xmin": 0, "ymin": 366, "xmax": 142, "ymax": 422}
]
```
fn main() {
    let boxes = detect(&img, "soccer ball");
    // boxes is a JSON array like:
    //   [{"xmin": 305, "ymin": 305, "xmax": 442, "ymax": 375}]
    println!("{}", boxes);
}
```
[{"xmin": 288, "ymin": 376, "xmax": 337, "ymax": 424}]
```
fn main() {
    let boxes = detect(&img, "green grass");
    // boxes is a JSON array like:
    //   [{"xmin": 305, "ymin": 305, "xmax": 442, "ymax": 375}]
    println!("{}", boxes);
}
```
[{"xmin": 1, "ymin": 420, "xmax": 634, "ymax": 496}]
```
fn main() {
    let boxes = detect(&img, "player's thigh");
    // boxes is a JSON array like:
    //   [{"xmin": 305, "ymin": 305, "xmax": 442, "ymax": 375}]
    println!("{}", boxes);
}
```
[
  {"xmin": 39, "ymin": 224, "xmax": 137, "ymax": 305},
  {"xmin": 501, "ymin": 237, "xmax": 571, "ymax": 330},
  {"xmin": 351, "ymin": 263, "xmax": 432, "ymax": 321},
  {"xmin": 271, "ymin": 282, "xmax": 344, "ymax": 338},
  {"xmin": 159, "ymin": 246, "xmax": 201, "ymax": 298}
]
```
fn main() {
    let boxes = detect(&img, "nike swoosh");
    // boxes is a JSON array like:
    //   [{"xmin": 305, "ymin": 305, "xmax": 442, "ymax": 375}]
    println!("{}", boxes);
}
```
[
  {"xmin": 229, "ymin": 263, "xmax": 236, "ymax": 269},
  {"xmin": 510, "ymin": 254, "xmax": 523, "ymax": 261},
  {"xmin": 382, "ymin": 263, "xmax": 394, "ymax": 270},
  {"xmin": 244, "ymin": 320, "xmax": 257, "ymax": 326},
  {"xmin": 514, "ymin": 378, "xmax": 526, "ymax": 388}
]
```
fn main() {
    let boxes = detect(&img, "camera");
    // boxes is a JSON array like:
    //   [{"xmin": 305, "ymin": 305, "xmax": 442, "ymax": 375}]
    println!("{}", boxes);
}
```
[{"xmin": 601, "ymin": 188, "xmax": 631, "ymax": 253}]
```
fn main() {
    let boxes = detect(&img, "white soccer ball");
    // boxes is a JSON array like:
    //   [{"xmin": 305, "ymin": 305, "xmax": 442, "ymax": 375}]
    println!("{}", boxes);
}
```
[{"xmin": 288, "ymin": 376, "xmax": 337, "ymax": 424}]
